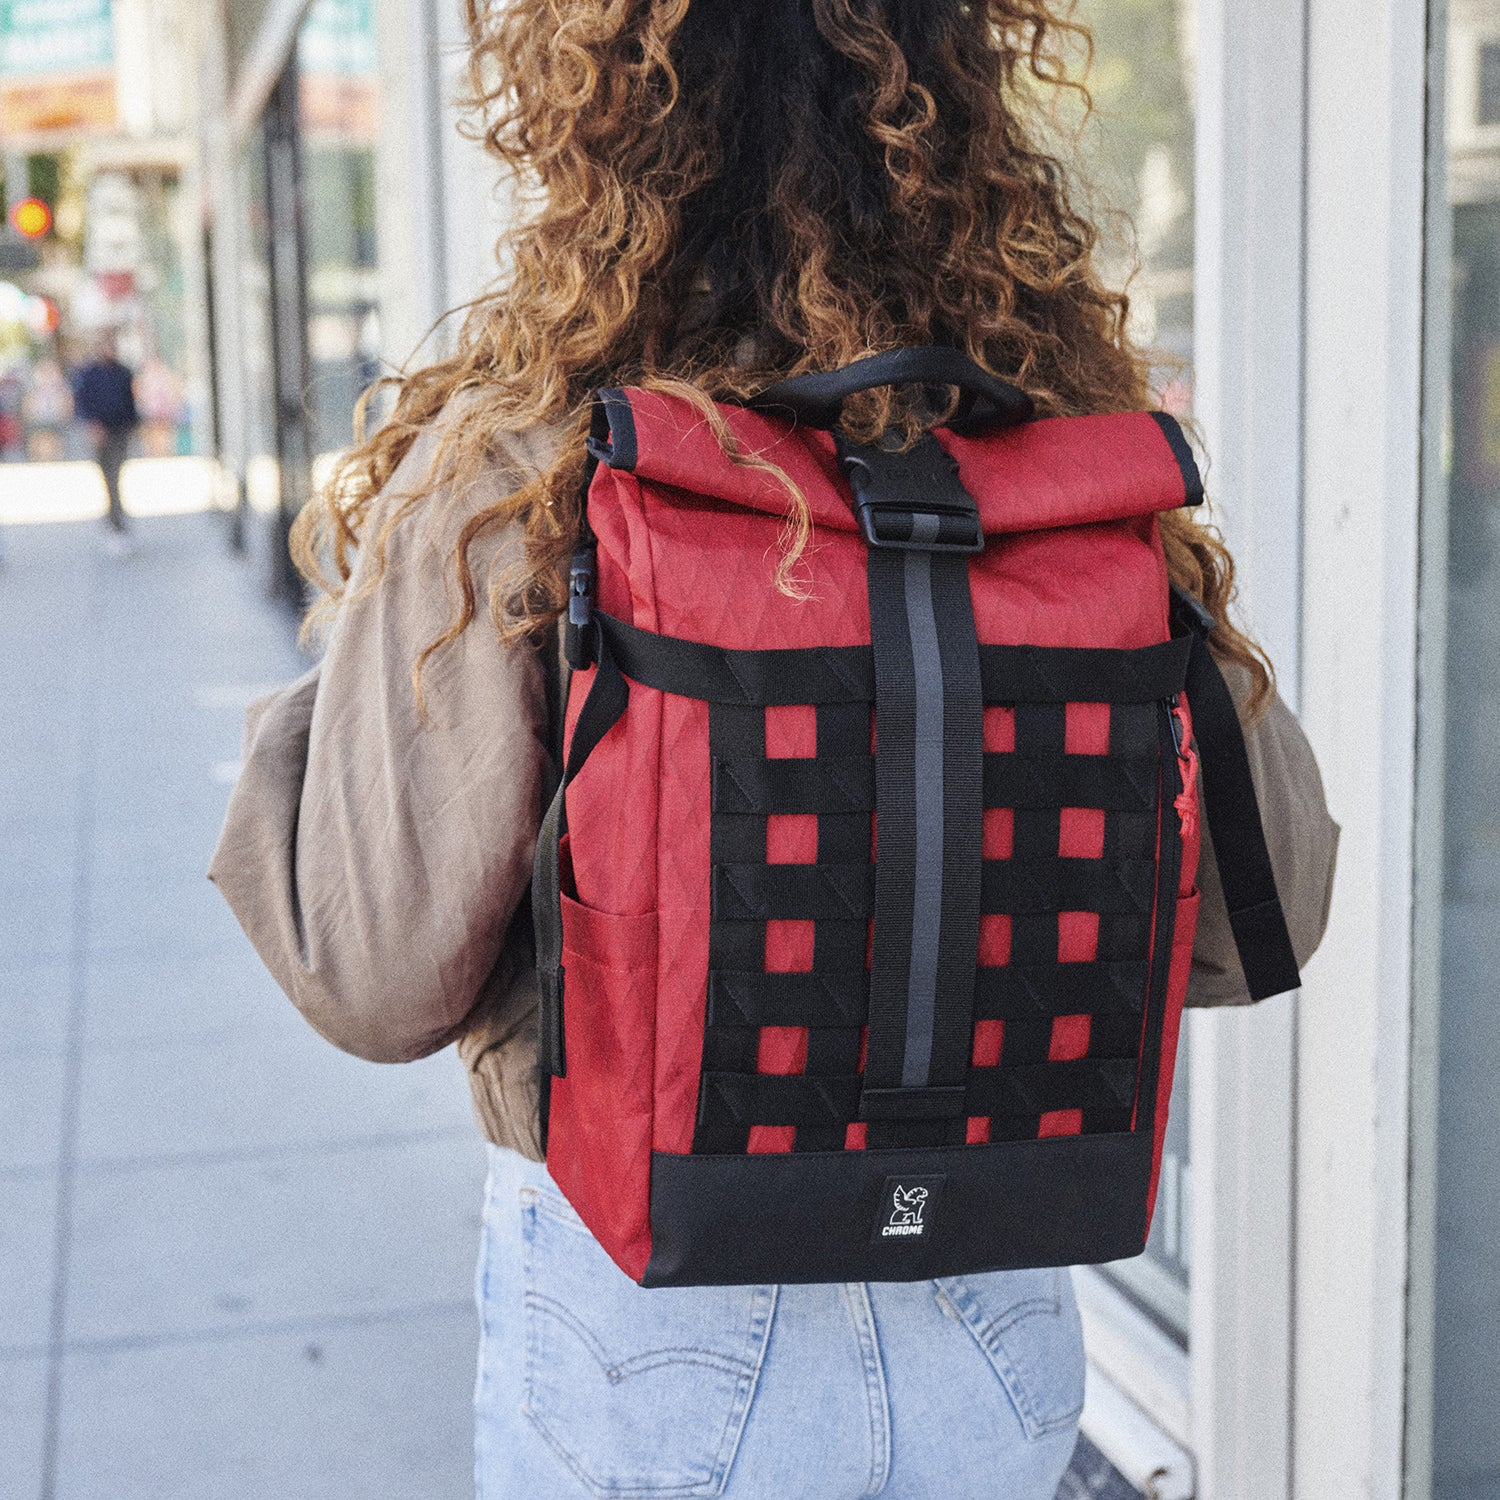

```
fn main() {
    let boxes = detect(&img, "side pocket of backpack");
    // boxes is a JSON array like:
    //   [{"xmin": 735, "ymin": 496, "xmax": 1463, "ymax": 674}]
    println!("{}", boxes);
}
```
[{"xmin": 546, "ymin": 888, "xmax": 660, "ymax": 1279}]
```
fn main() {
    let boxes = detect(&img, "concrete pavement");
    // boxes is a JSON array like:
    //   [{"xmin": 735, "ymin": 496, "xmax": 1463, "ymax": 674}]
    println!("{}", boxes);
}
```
[{"xmin": 0, "ymin": 510, "xmax": 484, "ymax": 1500}]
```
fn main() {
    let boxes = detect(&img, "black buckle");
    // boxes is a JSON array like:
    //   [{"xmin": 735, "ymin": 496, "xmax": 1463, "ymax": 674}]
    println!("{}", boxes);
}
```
[
  {"xmin": 835, "ymin": 433, "xmax": 984, "ymax": 553},
  {"xmin": 563, "ymin": 546, "xmax": 597, "ymax": 668}
]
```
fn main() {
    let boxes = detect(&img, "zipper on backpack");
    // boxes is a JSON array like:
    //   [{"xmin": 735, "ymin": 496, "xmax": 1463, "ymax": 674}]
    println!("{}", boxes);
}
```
[{"xmin": 1167, "ymin": 694, "xmax": 1199, "ymax": 844}]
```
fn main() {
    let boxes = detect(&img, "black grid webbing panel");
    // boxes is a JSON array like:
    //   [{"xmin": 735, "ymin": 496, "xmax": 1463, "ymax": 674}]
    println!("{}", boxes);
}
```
[{"xmin": 692, "ymin": 652, "xmax": 1180, "ymax": 1157}]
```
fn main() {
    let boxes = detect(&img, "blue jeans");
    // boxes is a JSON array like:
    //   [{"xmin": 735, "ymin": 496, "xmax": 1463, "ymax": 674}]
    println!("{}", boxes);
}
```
[{"xmin": 474, "ymin": 1145, "xmax": 1084, "ymax": 1499}]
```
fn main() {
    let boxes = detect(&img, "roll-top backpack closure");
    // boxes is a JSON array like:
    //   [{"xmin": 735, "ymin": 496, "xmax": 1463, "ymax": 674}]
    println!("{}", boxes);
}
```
[{"xmin": 588, "ymin": 382, "xmax": 1202, "ymax": 538}]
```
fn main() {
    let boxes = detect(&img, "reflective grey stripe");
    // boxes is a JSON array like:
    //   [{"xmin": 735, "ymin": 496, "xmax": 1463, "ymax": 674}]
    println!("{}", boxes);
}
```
[{"xmin": 901, "ymin": 515, "xmax": 945, "ymax": 1087}]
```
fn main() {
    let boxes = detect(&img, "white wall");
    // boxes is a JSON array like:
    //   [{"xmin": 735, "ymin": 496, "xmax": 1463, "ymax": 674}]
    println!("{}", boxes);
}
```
[
  {"xmin": 1188, "ymin": 0, "xmax": 1307, "ymax": 1494},
  {"xmin": 374, "ymin": 0, "xmax": 512, "ymax": 376}
]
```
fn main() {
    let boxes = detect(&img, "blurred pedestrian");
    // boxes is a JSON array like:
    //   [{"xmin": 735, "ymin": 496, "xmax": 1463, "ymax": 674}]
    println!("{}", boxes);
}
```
[
  {"xmin": 22, "ymin": 355, "xmax": 72, "ymax": 462},
  {"xmin": 72, "ymin": 329, "xmax": 138, "ymax": 541},
  {"xmin": 135, "ymin": 351, "xmax": 185, "ymax": 458},
  {"xmin": 0, "ymin": 368, "xmax": 24, "ymax": 459},
  {"xmin": 211, "ymin": 3, "xmax": 1336, "ymax": 1497}
]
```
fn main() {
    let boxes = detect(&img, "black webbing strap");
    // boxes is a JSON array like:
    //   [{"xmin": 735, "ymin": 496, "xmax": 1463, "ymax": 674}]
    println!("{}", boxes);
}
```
[
  {"xmin": 710, "ymin": 854, "xmax": 1157, "ymax": 922},
  {"xmin": 963, "ymin": 1057, "xmax": 1139, "ymax": 1116},
  {"xmin": 975, "ymin": 960, "xmax": 1148, "ymax": 1019},
  {"xmin": 858, "ymin": 539, "xmax": 984, "ymax": 1125},
  {"xmin": 705, "ymin": 959, "xmax": 1148, "ymax": 1029},
  {"xmin": 1183, "ymin": 628, "xmax": 1302, "ymax": 1001},
  {"xmin": 712, "ymin": 748, "xmax": 1159, "ymax": 816},
  {"xmin": 596, "ymin": 610, "xmax": 1192, "ymax": 707},
  {"xmin": 980, "ymin": 856, "xmax": 1158, "ymax": 915},
  {"xmin": 701, "ymin": 1056, "xmax": 1139, "ymax": 1127},
  {"xmin": 532, "ymin": 621, "xmax": 630, "ymax": 1076},
  {"xmin": 707, "ymin": 971, "xmax": 869, "ymax": 1028}
]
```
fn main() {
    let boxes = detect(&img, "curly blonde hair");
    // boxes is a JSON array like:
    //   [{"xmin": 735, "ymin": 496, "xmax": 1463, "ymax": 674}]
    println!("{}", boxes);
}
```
[{"xmin": 293, "ymin": 0, "xmax": 1270, "ymax": 713}]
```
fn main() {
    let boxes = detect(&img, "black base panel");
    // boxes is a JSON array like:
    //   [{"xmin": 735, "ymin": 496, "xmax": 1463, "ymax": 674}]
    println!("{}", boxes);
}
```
[{"xmin": 642, "ymin": 1134, "xmax": 1154, "ymax": 1287}]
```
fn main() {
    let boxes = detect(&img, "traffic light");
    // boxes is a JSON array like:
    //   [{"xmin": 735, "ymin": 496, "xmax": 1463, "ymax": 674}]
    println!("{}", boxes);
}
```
[{"xmin": 11, "ymin": 197, "xmax": 51, "ymax": 239}]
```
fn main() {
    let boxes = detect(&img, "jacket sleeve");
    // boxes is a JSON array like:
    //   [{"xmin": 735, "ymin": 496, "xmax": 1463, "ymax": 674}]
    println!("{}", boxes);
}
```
[
  {"xmin": 208, "ymin": 423, "xmax": 554, "ymax": 1062},
  {"xmin": 1187, "ymin": 668, "xmax": 1340, "ymax": 1007}
]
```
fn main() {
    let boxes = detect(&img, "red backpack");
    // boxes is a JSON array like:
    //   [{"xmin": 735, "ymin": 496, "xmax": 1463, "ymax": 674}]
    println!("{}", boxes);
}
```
[{"xmin": 532, "ymin": 348, "xmax": 1298, "ymax": 1287}]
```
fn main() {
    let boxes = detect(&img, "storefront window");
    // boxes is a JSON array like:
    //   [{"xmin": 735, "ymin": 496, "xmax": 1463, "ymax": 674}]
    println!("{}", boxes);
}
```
[
  {"xmin": 239, "ymin": 123, "xmax": 280, "ymax": 520},
  {"xmin": 1070, "ymin": 0, "xmax": 1197, "ymax": 1346},
  {"xmin": 297, "ymin": 0, "xmax": 382, "ymax": 461},
  {"xmin": 1073, "ymin": 0, "xmax": 1196, "ymax": 407},
  {"xmin": 1427, "ymin": 6, "xmax": 1500, "ymax": 1495}
]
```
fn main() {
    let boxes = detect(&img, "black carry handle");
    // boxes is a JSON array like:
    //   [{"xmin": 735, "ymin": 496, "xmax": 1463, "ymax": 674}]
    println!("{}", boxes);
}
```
[{"xmin": 750, "ymin": 347, "xmax": 1035, "ymax": 435}]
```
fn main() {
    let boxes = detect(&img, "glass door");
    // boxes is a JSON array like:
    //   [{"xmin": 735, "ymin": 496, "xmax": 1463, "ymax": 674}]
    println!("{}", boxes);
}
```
[{"xmin": 1422, "ymin": 5, "xmax": 1500, "ymax": 1496}]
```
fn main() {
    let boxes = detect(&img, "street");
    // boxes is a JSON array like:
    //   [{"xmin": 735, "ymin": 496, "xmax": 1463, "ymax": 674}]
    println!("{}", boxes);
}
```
[{"xmin": 0, "ymin": 499, "xmax": 483, "ymax": 1500}]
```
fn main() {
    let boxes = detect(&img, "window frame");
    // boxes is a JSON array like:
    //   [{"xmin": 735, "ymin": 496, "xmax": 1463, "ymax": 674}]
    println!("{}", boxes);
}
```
[{"xmin": 1076, "ymin": 1, "xmax": 1310, "ymax": 1493}]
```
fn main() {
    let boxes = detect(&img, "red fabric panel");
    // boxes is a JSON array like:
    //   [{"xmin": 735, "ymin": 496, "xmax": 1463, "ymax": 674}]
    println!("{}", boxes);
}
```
[
  {"xmin": 966, "ymin": 1117, "xmax": 992, "ymax": 1144},
  {"xmin": 767, "ymin": 814, "xmax": 818, "ymax": 864},
  {"xmin": 748, "ymin": 1127, "xmax": 797, "ymax": 1154},
  {"xmin": 845, "ymin": 1123, "xmax": 868, "ymax": 1150},
  {"xmin": 765, "ymin": 704, "xmax": 817, "ymax": 757},
  {"xmin": 1064, "ymin": 702, "xmax": 1111, "ymax": 755},
  {"xmin": 983, "ymin": 705, "xmax": 1016, "ymax": 751},
  {"xmin": 978, "ymin": 913, "xmax": 1013, "ymax": 966},
  {"xmin": 757, "ymin": 1027, "xmax": 808, "ymax": 1074},
  {"xmin": 1059, "ymin": 807, "xmax": 1105, "ymax": 859},
  {"xmin": 766, "ymin": 919, "xmax": 815, "ymax": 972},
  {"xmin": 1039, "ymin": 1109, "xmax": 1085, "ymax": 1138},
  {"xmin": 945, "ymin": 414, "xmax": 1194, "ymax": 535},
  {"xmin": 654, "ymin": 694, "xmax": 711, "ymax": 1160},
  {"xmin": 1049, "ymin": 1014, "xmax": 1092, "ymax": 1061},
  {"xmin": 653, "ymin": 906, "xmax": 706, "ymax": 1157},
  {"xmin": 967, "ymin": 517, "xmax": 1168, "ymax": 649},
  {"xmin": 972, "ymin": 1018, "xmax": 1005, "ymax": 1067},
  {"xmin": 983, "ymin": 807, "xmax": 1014, "ymax": 860},
  {"xmin": 1057, "ymin": 911, "xmax": 1099, "ymax": 963}
]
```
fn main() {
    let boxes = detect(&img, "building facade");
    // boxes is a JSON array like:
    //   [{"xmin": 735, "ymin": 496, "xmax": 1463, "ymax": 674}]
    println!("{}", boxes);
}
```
[
  {"xmin": 196, "ymin": 3, "xmax": 1497, "ymax": 1498},
  {"xmin": 0, "ymin": 0, "xmax": 207, "ymax": 462}
]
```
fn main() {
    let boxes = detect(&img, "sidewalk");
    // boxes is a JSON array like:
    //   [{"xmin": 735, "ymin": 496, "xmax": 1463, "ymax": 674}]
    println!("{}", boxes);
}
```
[
  {"xmin": 0, "ymin": 511, "xmax": 483, "ymax": 1500},
  {"xmin": 0, "ymin": 503, "xmax": 1137, "ymax": 1500}
]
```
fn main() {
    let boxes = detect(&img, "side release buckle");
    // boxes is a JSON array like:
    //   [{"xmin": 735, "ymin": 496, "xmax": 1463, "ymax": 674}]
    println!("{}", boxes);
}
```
[
  {"xmin": 563, "ymin": 546, "xmax": 597, "ymax": 668},
  {"xmin": 836, "ymin": 433, "xmax": 984, "ymax": 553}
]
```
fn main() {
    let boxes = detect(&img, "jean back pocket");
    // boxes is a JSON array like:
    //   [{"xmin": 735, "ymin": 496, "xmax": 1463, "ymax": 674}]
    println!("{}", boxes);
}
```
[
  {"xmin": 934, "ymin": 1267, "xmax": 1086, "ymax": 1440},
  {"xmin": 522, "ymin": 1186, "xmax": 776, "ymax": 1497}
]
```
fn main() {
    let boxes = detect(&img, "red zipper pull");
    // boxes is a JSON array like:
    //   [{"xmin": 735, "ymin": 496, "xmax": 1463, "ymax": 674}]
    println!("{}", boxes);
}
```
[{"xmin": 1170, "ymin": 697, "xmax": 1199, "ymax": 843}]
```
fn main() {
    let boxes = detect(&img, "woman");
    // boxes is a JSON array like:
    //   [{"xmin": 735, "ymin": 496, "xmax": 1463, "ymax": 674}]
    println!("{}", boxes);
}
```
[{"xmin": 211, "ymin": 2, "xmax": 1337, "ymax": 1496}]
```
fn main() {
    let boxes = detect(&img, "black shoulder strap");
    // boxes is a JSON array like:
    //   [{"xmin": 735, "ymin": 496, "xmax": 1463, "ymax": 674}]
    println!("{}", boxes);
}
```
[
  {"xmin": 532, "ymin": 619, "xmax": 630, "ymax": 1077},
  {"xmin": 1174, "ymin": 591, "xmax": 1302, "ymax": 1001}
]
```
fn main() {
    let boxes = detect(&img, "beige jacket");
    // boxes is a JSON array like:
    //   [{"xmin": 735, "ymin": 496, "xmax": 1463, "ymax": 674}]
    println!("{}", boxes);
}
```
[{"xmin": 209, "ymin": 420, "xmax": 1338, "ymax": 1164}]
